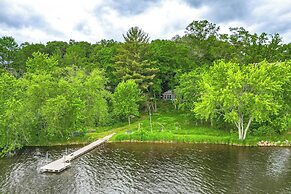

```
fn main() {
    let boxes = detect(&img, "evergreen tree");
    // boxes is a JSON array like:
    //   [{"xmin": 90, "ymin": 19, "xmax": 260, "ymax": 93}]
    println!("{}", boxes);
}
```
[
  {"xmin": 115, "ymin": 27, "xmax": 158, "ymax": 93},
  {"xmin": 0, "ymin": 36, "xmax": 18, "ymax": 75}
]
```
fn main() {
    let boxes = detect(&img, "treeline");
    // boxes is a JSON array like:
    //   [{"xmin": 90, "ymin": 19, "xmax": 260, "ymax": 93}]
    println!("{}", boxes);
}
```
[{"xmin": 0, "ymin": 20, "xmax": 290, "ymax": 153}]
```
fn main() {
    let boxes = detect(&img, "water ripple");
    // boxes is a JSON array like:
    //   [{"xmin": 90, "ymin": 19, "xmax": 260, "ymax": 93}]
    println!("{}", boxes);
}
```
[{"xmin": 0, "ymin": 144, "xmax": 290, "ymax": 194}]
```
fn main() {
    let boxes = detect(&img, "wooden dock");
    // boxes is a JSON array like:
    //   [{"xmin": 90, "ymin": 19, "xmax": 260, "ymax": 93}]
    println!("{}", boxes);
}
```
[{"xmin": 40, "ymin": 133, "xmax": 115, "ymax": 173}]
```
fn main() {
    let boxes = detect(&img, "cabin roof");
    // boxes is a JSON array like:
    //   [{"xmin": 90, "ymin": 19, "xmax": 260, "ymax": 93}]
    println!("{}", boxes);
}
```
[{"xmin": 162, "ymin": 90, "xmax": 174, "ymax": 95}]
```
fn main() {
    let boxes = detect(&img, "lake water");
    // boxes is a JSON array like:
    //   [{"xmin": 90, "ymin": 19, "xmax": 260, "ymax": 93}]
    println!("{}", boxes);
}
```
[{"xmin": 0, "ymin": 143, "xmax": 290, "ymax": 193}]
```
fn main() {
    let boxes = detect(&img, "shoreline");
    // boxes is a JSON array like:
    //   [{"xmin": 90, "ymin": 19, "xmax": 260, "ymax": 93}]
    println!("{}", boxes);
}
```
[
  {"xmin": 26, "ymin": 138, "xmax": 291, "ymax": 148},
  {"xmin": 111, "ymin": 140, "xmax": 291, "ymax": 147}
]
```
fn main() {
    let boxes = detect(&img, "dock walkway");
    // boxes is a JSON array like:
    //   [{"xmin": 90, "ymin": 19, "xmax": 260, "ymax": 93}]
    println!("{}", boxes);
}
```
[{"xmin": 40, "ymin": 133, "xmax": 115, "ymax": 173}]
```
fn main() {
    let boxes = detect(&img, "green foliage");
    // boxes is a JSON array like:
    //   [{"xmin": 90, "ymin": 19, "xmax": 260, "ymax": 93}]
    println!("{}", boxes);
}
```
[
  {"xmin": 0, "ymin": 36, "xmax": 18, "ymax": 68},
  {"xmin": 228, "ymin": 28, "xmax": 284, "ymax": 64},
  {"xmin": 0, "ymin": 74, "xmax": 17, "ymax": 147},
  {"xmin": 12, "ymin": 42, "xmax": 46, "ymax": 75},
  {"xmin": 1, "ymin": 19, "xmax": 291, "ymax": 154},
  {"xmin": 113, "ymin": 80, "xmax": 141, "ymax": 122},
  {"xmin": 64, "ymin": 42, "xmax": 91, "ymax": 68},
  {"xmin": 45, "ymin": 41, "xmax": 68, "ymax": 57},
  {"xmin": 82, "ymin": 68, "xmax": 110, "ymax": 125},
  {"xmin": 115, "ymin": 27, "xmax": 158, "ymax": 92},
  {"xmin": 26, "ymin": 52, "xmax": 58, "ymax": 73},
  {"xmin": 185, "ymin": 20, "xmax": 220, "ymax": 40},
  {"xmin": 0, "ymin": 53, "xmax": 109, "ymax": 155},
  {"xmin": 175, "ymin": 67, "xmax": 205, "ymax": 110},
  {"xmin": 91, "ymin": 40, "xmax": 120, "ymax": 90},
  {"xmin": 41, "ymin": 95, "xmax": 72, "ymax": 137},
  {"xmin": 123, "ymin": 26, "xmax": 149, "ymax": 43},
  {"xmin": 182, "ymin": 20, "xmax": 223, "ymax": 65},
  {"xmin": 251, "ymin": 126, "xmax": 278, "ymax": 136},
  {"xmin": 193, "ymin": 60, "xmax": 290, "ymax": 140},
  {"xmin": 148, "ymin": 39, "xmax": 193, "ymax": 92}
]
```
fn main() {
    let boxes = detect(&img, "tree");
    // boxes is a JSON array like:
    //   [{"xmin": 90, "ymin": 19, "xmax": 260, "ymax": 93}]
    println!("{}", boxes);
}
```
[
  {"xmin": 0, "ymin": 72, "xmax": 19, "ymax": 153},
  {"xmin": 123, "ymin": 26, "xmax": 150, "ymax": 43},
  {"xmin": 113, "ymin": 80, "xmax": 141, "ymax": 125},
  {"xmin": 185, "ymin": 20, "xmax": 220, "ymax": 40},
  {"xmin": 182, "ymin": 20, "xmax": 222, "ymax": 66},
  {"xmin": 148, "ymin": 39, "xmax": 192, "ymax": 92},
  {"xmin": 22, "ymin": 71, "xmax": 58, "ymax": 139},
  {"xmin": 228, "ymin": 27, "xmax": 284, "ymax": 64},
  {"xmin": 53, "ymin": 67, "xmax": 109, "ymax": 131},
  {"xmin": 194, "ymin": 60, "xmax": 290, "ymax": 140},
  {"xmin": 0, "ymin": 36, "xmax": 18, "ymax": 71},
  {"xmin": 40, "ymin": 95, "xmax": 71, "ymax": 137},
  {"xmin": 0, "ymin": 71, "xmax": 35, "ymax": 155},
  {"xmin": 63, "ymin": 43, "xmax": 89, "ymax": 68},
  {"xmin": 45, "ymin": 41, "xmax": 68, "ymax": 57},
  {"xmin": 266, "ymin": 33, "xmax": 284, "ymax": 62},
  {"xmin": 21, "ymin": 66, "xmax": 109, "ymax": 139},
  {"xmin": 12, "ymin": 42, "xmax": 46, "ymax": 75},
  {"xmin": 26, "ymin": 52, "xmax": 58, "ymax": 73},
  {"xmin": 175, "ymin": 67, "xmax": 205, "ymax": 111},
  {"xmin": 45, "ymin": 41, "xmax": 68, "ymax": 65},
  {"xmin": 81, "ymin": 68, "xmax": 110, "ymax": 126},
  {"xmin": 91, "ymin": 39, "xmax": 120, "ymax": 90},
  {"xmin": 115, "ymin": 27, "xmax": 158, "ymax": 93}
]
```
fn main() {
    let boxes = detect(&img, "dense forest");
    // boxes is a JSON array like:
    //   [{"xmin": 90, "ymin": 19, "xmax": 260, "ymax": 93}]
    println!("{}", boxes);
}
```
[{"xmin": 0, "ymin": 20, "xmax": 290, "ymax": 154}]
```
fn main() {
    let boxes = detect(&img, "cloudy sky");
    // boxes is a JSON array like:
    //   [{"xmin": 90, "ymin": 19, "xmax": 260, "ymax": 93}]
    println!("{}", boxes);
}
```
[{"xmin": 1, "ymin": 0, "xmax": 291, "ymax": 44}]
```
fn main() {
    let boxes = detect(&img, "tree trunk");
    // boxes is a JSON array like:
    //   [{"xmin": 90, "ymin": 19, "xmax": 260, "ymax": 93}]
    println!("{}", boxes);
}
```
[
  {"xmin": 128, "ymin": 116, "xmax": 131, "ymax": 126},
  {"xmin": 153, "ymin": 93, "xmax": 157, "ymax": 112},
  {"xmin": 243, "ymin": 117, "xmax": 252, "ymax": 140},
  {"xmin": 149, "ymin": 111, "xmax": 153, "ymax": 132},
  {"xmin": 151, "ymin": 102, "xmax": 155, "ymax": 113},
  {"xmin": 235, "ymin": 116, "xmax": 252, "ymax": 140}
]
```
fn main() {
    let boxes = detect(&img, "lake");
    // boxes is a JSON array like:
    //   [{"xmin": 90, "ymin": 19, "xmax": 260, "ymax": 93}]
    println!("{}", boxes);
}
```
[{"xmin": 0, "ymin": 143, "xmax": 290, "ymax": 193}]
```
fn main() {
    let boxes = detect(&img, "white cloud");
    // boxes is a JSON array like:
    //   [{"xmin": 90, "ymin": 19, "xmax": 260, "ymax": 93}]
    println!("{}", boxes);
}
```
[
  {"xmin": 0, "ymin": 0, "xmax": 208, "ymax": 43},
  {"xmin": 0, "ymin": 0, "xmax": 291, "ymax": 43},
  {"xmin": 94, "ymin": 0, "xmax": 209, "ymax": 41}
]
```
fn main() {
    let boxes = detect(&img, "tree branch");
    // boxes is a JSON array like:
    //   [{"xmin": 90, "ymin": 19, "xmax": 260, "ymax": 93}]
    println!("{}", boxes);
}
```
[{"xmin": 243, "ymin": 117, "xmax": 253, "ymax": 139}]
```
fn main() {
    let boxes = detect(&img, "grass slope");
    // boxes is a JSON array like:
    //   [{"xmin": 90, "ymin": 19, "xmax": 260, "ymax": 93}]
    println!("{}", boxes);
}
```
[
  {"xmin": 28, "ymin": 101, "xmax": 291, "ymax": 147},
  {"xmin": 111, "ymin": 102, "xmax": 291, "ymax": 146}
]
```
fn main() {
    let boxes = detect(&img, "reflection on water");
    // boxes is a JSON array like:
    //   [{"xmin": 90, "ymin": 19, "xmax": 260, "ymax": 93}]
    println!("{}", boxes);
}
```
[
  {"xmin": 0, "ymin": 143, "xmax": 290, "ymax": 194},
  {"xmin": 267, "ymin": 148, "xmax": 291, "ymax": 177}
]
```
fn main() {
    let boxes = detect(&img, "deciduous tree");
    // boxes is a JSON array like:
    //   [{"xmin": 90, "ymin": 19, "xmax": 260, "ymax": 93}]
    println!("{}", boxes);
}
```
[
  {"xmin": 113, "ymin": 80, "xmax": 141, "ymax": 125},
  {"xmin": 194, "ymin": 60, "xmax": 290, "ymax": 140}
]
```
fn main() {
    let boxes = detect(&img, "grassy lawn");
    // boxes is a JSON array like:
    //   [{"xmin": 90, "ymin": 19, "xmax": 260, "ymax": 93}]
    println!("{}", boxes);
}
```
[
  {"xmin": 28, "ymin": 101, "xmax": 291, "ymax": 147},
  {"xmin": 111, "ymin": 102, "xmax": 291, "ymax": 146}
]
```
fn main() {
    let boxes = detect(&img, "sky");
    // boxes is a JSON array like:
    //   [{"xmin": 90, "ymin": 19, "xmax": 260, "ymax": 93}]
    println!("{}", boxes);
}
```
[{"xmin": 1, "ymin": 0, "xmax": 291, "ymax": 44}]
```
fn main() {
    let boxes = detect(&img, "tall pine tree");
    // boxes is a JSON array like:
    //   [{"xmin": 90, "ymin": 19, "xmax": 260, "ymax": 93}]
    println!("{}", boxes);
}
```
[{"xmin": 115, "ymin": 27, "xmax": 158, "ymax": 93}]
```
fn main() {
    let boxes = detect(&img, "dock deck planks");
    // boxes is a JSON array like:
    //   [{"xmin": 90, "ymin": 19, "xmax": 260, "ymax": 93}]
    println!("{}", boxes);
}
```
[{"xmin": 40, "ymin": 133, "xmax": 115, "ymax": 173}]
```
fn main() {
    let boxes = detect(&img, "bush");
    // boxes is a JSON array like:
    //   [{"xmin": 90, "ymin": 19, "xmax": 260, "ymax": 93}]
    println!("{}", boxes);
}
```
[{"xmin": 251, "ymin": 126, "xmax": 277, "ymax": 136}]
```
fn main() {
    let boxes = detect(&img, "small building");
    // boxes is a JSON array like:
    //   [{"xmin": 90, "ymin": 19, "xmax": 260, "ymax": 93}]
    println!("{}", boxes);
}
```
[{"xmin": 162, "ymin": 90, "xmax": 176, "ymax": 100}]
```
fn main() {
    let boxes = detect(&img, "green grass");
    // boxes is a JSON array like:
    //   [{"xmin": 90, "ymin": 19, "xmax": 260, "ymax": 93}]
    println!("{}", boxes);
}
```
[
  {"xmin": 27, "ymin": 101, "xmax": 291, "ymax": 147},
  {"xmin": 111, "ymin": 101, "xmax": 291, "ymax": 146}
]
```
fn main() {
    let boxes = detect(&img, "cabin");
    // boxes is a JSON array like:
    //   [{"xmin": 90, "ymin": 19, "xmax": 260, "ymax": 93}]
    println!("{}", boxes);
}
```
[{"xmin": 162, "ymin": 90, "xmax": 175, "ymax": 100}]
